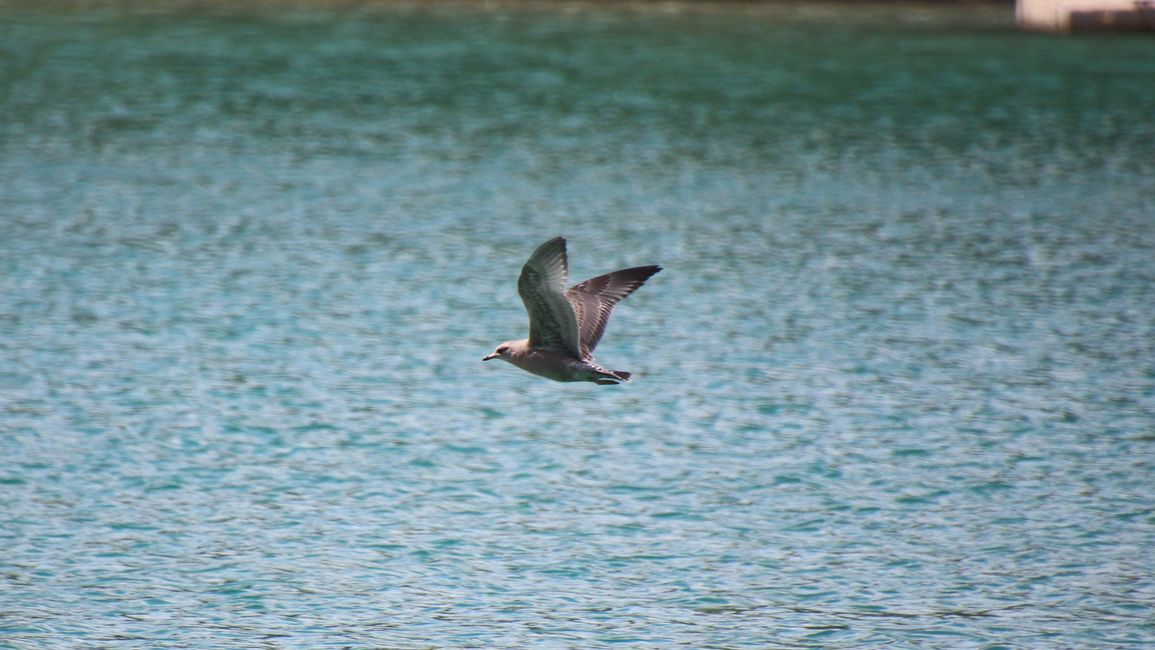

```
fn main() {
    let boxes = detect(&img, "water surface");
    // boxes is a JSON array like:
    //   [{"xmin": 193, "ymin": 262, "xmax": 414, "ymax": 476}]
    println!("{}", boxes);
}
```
[{"xmin": 2, "ymin": 2, "xmax": 1154, "ymax": 647}]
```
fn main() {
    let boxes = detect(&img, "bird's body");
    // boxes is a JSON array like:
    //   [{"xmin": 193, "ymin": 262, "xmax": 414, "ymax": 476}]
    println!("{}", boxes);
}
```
[
  {"xmin": 492, "ymin": 341, "xmax": 629, "ymax": 384},
  {"xmin": 484, "ymin": 237, "xmax": 661, "ymax": 385}
]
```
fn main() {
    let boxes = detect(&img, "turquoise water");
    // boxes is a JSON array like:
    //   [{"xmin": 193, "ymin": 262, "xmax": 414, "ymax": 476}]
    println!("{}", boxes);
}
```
[{"xmin": 3, "ymin": 2, "xmax": 1155, "ymax": 647}]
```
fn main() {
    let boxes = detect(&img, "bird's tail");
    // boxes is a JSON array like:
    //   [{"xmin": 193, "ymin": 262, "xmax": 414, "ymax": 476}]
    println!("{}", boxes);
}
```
[{"xmin": 594, "ymin": 370, "xmax": 631, "ymax": 386}]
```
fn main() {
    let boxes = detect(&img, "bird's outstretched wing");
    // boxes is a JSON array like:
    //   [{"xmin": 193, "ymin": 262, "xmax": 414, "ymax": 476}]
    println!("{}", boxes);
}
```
[
  {"xmin": 517, "ymin": 237, "xmax": 582, "ymax": 358},
  {"xmin": 567, "ymin": 265, "xmax": 662, "ymax": 358}
]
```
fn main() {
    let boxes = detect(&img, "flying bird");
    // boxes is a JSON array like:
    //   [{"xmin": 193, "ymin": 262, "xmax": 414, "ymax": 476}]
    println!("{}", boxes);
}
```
[{"xmin": 483, "ymin": 236, "xmax": 661, "ymax": 385}]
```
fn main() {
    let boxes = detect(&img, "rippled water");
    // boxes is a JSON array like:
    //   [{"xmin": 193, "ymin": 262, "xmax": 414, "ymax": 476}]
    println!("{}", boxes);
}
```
[{"xmin": 2, "ymin": 2, "xmax": 1155, "ymax": 647}]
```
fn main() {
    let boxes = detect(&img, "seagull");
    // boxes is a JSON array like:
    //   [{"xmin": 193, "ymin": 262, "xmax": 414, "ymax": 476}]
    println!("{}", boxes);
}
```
[{"xmin": 483, "ymin": 236, "xmax": 661, "ymax": 385}]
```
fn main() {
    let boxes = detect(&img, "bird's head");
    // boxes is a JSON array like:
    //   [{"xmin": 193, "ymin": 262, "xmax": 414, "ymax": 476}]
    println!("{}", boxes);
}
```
[{"xmin": 483, "ymin": 342, "xmax": 513, "ymax": 362}]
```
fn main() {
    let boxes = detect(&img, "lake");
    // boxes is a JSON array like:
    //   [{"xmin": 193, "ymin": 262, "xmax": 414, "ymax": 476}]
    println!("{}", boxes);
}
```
[{"xmin": 1, "ymin": 1, "xmax": 1154, "ymax": 647}]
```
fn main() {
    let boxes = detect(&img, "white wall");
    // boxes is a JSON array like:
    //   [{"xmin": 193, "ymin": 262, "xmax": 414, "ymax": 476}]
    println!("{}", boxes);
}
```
[{"xmin": 1018, "ymin": 0, "xmax": 1144, "ymax": 31}]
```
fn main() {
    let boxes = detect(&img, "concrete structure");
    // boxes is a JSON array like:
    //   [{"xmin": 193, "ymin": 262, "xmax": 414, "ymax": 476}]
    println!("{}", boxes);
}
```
[{"xmin": 1018, "ymin": 0, "xmax": 1155, "ymax": 31}]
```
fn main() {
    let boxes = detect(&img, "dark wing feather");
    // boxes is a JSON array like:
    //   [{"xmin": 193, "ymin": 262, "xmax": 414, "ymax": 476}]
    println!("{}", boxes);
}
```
[
  {"xmin": 517, "ymin": 237, "xmax": 582, "ymax": 358},
  {"xmin": 567, "ymin": 265, "xmax": 661, "ymax": 358}
]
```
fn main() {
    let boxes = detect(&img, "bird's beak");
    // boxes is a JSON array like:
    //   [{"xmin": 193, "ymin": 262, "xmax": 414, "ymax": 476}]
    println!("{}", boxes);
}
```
[{"xmin": 482, "ymin": 353, "xmax": 497, "ymax": 361}]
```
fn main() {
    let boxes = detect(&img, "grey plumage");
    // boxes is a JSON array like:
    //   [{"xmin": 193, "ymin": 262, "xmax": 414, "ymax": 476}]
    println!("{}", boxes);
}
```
[{"xmin": 484, "ymin": 236, "xmax": 661, "ymax": 385}]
